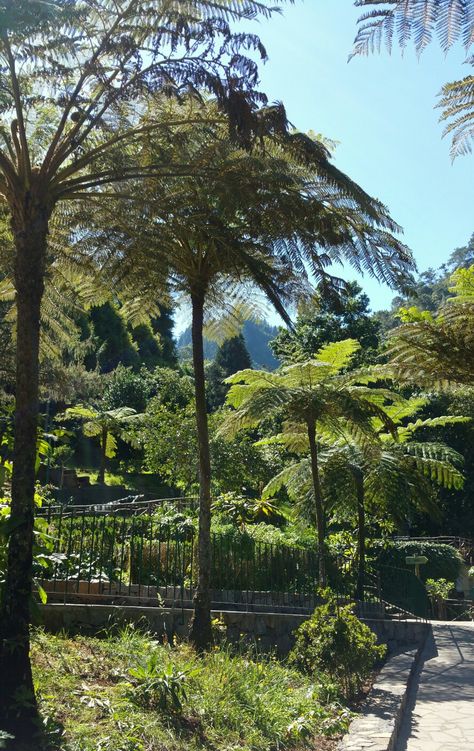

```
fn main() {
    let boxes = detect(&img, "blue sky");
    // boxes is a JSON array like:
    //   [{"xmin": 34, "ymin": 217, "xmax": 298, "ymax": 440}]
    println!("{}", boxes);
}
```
[
  {"xmin": 175, "ymin": 1, "xmax": 473, "ymax": 333},
  {"xmin": 255, "ymin": 1, "xmax": 473, "ymax": 312}
]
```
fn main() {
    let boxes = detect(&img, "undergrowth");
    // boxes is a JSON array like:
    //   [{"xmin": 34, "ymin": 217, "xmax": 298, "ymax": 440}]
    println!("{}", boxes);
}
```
[{"xmin": 31, "ymin": 625, "xmax": 351, "ymax": 751}]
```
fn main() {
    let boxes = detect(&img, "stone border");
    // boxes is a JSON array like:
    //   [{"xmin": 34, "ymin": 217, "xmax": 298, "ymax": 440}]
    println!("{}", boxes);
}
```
[{"xmin": 338, "ymin": 626, "xmax": 430, "ymax": 751}]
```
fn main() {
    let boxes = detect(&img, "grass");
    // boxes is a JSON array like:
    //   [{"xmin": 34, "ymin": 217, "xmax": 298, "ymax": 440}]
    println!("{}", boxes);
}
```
[{"xmin": 31, "ymin": 626, "xmax": 351, "ymax": 751}]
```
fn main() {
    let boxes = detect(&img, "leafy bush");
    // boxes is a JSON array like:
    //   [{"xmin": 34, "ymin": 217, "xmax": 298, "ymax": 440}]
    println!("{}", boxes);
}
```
[
  {"xmin": 426, "ymin": 577, "xmax": 455, "ymax": 619},
  {"xmin": 128, "ymin": 651, "xmax": 194, "ymax": 713},
  {"xmin": 289, "ymin": 595, "xmax": 386, "ymax": 698},
  {"xmin": 425, "ymin": 578, "xmax": 454, "ymax": 601},
  {"xmin": 0, "ymin": 492, "xmax": 58, "ymax": 603},
  {"xmin": 212, "ymin": 492, "xmax": 286, "ymax": 527},
  {"xmin": 369, "ymin": 540, "xmax": 462, "ymax": 582}
]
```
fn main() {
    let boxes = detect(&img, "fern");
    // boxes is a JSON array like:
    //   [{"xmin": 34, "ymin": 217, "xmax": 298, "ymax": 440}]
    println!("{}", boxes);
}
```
[{"xmin": 352, "ymin": 1, "xmax": 474, "ymax": 157}]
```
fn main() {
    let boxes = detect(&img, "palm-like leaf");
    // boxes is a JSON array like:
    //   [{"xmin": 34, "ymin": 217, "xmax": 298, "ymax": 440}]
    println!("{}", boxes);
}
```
[
  {"xmin": 387, "ymin": 265, "xmax": 474, "ymax": 385},
  {"xmin": 352, "ymin": 1, "xmax": 474, "ymax": 157},
  {"xmin": 352, "ymin": 0, "xmax": 474, "ymax": 57}
]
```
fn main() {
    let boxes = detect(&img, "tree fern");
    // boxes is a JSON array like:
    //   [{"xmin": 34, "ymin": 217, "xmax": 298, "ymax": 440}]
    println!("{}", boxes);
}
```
[{"xmin": 352, "ymin": 1, "xmax": 474, "ymax": 156}]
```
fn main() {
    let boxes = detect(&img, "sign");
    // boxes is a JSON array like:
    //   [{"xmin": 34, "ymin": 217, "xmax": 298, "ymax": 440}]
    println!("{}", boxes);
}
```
[{"xmin": 405, "ymin": 556, "xmax": 428, "ymax": 565}]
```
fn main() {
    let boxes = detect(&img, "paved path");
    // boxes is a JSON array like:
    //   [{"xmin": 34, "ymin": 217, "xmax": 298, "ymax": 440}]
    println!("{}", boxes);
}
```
[{"xmin": 396, "ymin": 622, "xmax": 474, "ymax": 750}]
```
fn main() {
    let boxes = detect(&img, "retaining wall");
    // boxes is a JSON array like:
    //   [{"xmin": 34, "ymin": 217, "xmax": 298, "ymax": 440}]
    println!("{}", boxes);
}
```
[{"xmin": 38, "ymin": 603, "xmax": 429, "ymax": 656}]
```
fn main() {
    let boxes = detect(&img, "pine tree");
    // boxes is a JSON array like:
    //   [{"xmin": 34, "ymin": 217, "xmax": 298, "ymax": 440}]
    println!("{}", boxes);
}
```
[{"xmin": 207, "ymin": 335, "xmax": 252, "ymax": 410}]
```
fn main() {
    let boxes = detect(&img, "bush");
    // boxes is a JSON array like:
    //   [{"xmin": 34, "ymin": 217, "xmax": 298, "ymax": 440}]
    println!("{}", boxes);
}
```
[
  {"xmin": 289, "ymin": 595, "xmax": 386, "ymax": 698},
  {"xmin": 128, "ymin": 651, "xmax": 194, "ymax": 713},
  {"xmin": 369, "ymin": 540, "xmax": 462, "ymax": 582},
  {"xmin": 426, "ymin": 578, "xmax": 455, "ymax": 619}
]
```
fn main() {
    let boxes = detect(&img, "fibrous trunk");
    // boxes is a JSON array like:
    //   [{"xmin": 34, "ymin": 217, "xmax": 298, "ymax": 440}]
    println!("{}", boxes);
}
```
[
  {"xmin": 307, "ymin": 419, "xmax": 326, "ymax": 587},
  {"xmin": 0, "ymin": 199, "xmax": 49, "ymax": 744},
  {"xmin": 97, "ymin": 426, "xmax": 107, "ymax": 484},
  {"xmin": 188, "ymin": 290, "xmax": 213, "ymax": 650},
  {"xmin": 355, "ymin": 475, "xmax": 366, "ymax": 601}
]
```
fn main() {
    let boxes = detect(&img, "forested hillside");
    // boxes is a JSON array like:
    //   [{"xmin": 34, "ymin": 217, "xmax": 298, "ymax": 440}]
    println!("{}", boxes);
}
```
[{"xmin": 177, "ymin": 319, "xmax": 280, "ymax": 370}]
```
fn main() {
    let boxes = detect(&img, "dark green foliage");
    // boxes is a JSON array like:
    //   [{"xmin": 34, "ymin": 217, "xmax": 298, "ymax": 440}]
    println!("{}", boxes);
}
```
[
  {"xmin": 103, "ymin": 366, "xmax": 150, "ymax": 413},
  {"xmin": 405, "ymin": 389, "xmax": 474, "ymax": 537},
  {"xmin": 89, "ymin": 303, "xmax": 139, "ymax": 373},
  {"xmin": 146, "ymin": 367, "xmax": 194, "ymax": 409},
  {"xmin": 150, "ymin": 308, "xmax": 178, "ymax": 368},
  {"xmin": 207, "ymin": 335, "xmax": 252, "ymax": 410},
  {"xmin": 130, "ymin": 324, "xmax": 164, "ymax": 371},
  {"xmin": 370, "ymin": 540, "xmax": 463, "ymax": 583},
  {"xmin": 142, "ymin": 397, "xmax": 278, "ymax": 495},
  {"xmin": 271, "ymin": 282, "xmax": 381, "ymax": 365},
  {"xmin": 289, "ymin": 596, "xmax": 386, "ymax": 698},
  {"xmin": 131, "ymin": 307, "xmax": 177, "ymax": 370}
]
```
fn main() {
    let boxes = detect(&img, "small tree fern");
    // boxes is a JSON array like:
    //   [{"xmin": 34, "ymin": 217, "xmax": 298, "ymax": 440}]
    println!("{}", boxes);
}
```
[
  {"xmin": 220, "ymin": 339, "xmax": 398, "ymax": 584},
  {"xmin": 61, "ymin": 406, "xmax": 140, "ymax": 484}
]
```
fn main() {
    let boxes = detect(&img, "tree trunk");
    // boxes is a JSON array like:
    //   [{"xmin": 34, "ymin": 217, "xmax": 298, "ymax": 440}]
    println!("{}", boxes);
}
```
[
  {"xmin": 0, "ymin": 200, "xmax": 49, "ymax": 743},
  {"xmin": 307, "ymin": 419, "xmax": 326, "ymax": 587},
  {"xmin": 188, "ymin": 290, "xmax": 213, "ymax": 651},
  {"xmin": 355, "ymin": 474, "xmax": 366, "ymax": 601},
  {"xmin": 97, "ymin": 426, "xmax": 107, "ymax": 484}
]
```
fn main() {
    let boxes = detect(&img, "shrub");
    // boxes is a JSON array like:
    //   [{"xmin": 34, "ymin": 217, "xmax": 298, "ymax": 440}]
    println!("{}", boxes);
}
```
[
  {"xmin": 369, "ymin": 540, "xmax": 462, "ymax": 582},
  {"xmin": 289, "ymin": 596, "xmax": 386, "ymax": 698},
  {"xmin": 128, "ymin": 651, "xmax": 195, "ymax": 713},
  {"xmin": 212, "ymin": 492, "xmax": 287, "ymax": 527},
  {"xmin": 426, "ymin": 578, "xmax": 455, "ymax": 619}
]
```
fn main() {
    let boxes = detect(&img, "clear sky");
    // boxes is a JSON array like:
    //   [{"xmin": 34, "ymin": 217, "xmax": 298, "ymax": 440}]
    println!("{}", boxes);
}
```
[
  {"xmin": 174, "ymin": 1, "xmax": 473, "ymax": 333},
  {"xmin": 254, "ymin": 0, "xmax": 473, "ymax": 312}
]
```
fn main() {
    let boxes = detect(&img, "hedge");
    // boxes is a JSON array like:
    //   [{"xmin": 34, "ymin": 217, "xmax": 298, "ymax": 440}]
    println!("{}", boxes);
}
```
[{"xmin": 369, "ymin": 540, "xmax": 463, "ymax": 583}]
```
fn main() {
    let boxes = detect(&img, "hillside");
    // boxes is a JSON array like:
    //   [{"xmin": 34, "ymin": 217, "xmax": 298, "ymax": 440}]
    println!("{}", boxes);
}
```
[{"xmin": 177, "ymin": 319, "xmax": 280, "ymax": 370}]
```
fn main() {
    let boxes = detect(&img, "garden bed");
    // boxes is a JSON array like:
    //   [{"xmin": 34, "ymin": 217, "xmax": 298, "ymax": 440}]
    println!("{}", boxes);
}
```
[{"xmin": 31, "ymin": 627, "xmax": 351, "ymax": 751}]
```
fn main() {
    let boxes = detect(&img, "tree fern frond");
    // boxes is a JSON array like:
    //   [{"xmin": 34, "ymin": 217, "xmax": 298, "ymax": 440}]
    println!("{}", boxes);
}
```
[{"xmin": 353, "ymin": 0, "xmax": 474, "ymax": 56}]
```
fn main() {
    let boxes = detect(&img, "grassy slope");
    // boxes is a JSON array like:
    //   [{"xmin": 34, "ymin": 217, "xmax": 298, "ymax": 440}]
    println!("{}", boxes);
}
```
[{"xmin": 32, "ymin": 627, "xmax": 350, "ymax": 751}]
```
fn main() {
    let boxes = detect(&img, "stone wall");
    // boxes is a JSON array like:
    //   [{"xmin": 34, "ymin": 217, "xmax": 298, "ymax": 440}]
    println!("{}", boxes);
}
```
[{"xmin": 38, "ymin": 603, "xmax": 429, "ymax": 656}]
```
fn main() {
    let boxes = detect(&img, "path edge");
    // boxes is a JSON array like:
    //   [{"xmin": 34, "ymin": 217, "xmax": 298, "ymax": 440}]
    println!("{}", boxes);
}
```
[{"xmin": 339, "ymin": 623, "xmax": 431, "ymax": 751}]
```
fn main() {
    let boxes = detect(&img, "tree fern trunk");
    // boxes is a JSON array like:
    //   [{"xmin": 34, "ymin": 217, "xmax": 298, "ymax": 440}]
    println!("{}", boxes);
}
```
[
  {"xmin": 98, "ymin": 426, "xmax": 107, "ymax": 484},
  {"xmin": 355, "ymin": 473, "xmax": 366, "ymax": 601},
  {"xmin": 307, "ymin": 419, "xmax": 326, "ymax": 587},
  {"xmin": 189, "ymin": 290, "xmax": 213, "ymax": 651},
  {"xmin": 0, "ymin": 201, "xmax": 48, "ymax": 741}
]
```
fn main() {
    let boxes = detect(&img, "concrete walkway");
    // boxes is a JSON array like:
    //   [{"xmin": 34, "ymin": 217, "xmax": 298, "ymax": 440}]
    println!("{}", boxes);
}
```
[{"xmin": 396, "ymin": 622, "xmax": 474, "ymax": 750}]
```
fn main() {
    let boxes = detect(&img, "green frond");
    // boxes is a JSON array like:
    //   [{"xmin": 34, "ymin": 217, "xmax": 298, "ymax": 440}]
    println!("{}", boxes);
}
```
[
  {"xmin": 82, "ymin": 421, "xmax": 102, "ymax": 438},
  {"xmin": 401, "ymin": 414, "xmax": 471, "ymax": 438},
  {"xmin": 438, "ymin": 71, "xmax": 474, "ymax": 158},
  {"xmin": 105, "ymin": 432, "xmax": 117, "ymax": 459},
  {"xmin": 64, "ymin": 406, "xmax": 97, "ymax": 421},
  {"xmin": 261, "ymin": 461, "xmax": 305, "ymax": 500},
  {"xmin": 352, "ymin": 1, "xmax": 474, "ymax": 58},
  {"xmin": 315, "ymin": 338, "xmax": 361, "ymax": 372}
]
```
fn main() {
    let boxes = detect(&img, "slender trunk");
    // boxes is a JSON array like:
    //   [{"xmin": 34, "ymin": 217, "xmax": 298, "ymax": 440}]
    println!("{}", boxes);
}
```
[
  {"xmin": 0, "ymin": 200, "xmax": 49, "ymax": 742},
  {"xmin": 97, "ymin": 426, "xmax": 107, "ymax": 484},
  {"xmin": 355, "ymin": 474, "xmax": 366, "ymax": 601},
  {"xmin": 307, "ymin": 419, "xmax": 326, "ymax": 587},
  {"xmin": 188, "ymin": 290, "xmax": 213, "ymax": 651}
]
